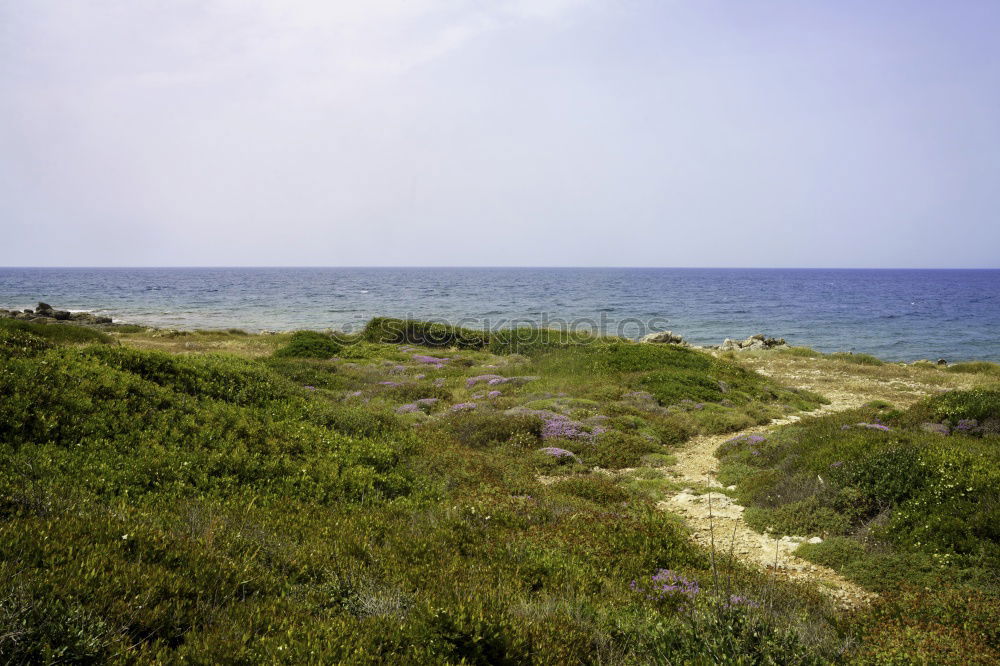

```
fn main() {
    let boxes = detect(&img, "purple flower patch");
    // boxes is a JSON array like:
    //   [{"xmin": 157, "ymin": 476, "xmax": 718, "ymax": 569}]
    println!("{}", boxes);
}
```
[
  {"xmin": 726, "ymin": 434, "xmax": 766, "ymax": 445},
  {"xmin": 396, "ymin": 403, "xmax": 420, "ymax": 414},
  {"xmin": 830, "ymin": 460, "xmax": 844, "ymax": 468},
  {"xmin": 303, "ymin": 385, "xmax": 316, "ymax": 391},
  {"xmin": 415, "ymin": 398, "xmax": 439, "ymax": 406},
  {"xmin": 467, "ymin": 374, "xmax": 506, "ymax": 387},
  {"xmin": 725, "ymin": 595, "xmax": 760, "ymax": 609},
  {"xmin": 378, "ymin": 381, "xmax": 403, "ymax": 387},
  {"xmin": 487, "ymin": 390, "xmax": 502, "ymax": 398},
  {"xmin": 451, "ymin": 402, "xmax": 477, "ymax": 411},
  {"xmin": 413, "ymin": 354, "xmax": 448, "ymax": 368},
  {"xmin": 631, "ymin": 570, "xmax": 701, "ymax": 602},
  {"xmin": 955, "ymin": 419, "xmax": 978, "ymax": 431}
]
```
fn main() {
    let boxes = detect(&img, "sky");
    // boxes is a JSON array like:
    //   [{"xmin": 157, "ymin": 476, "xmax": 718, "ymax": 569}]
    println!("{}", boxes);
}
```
[{"xmin": 2, "ymin": 0, "xmax": 999, "ymax": 268}]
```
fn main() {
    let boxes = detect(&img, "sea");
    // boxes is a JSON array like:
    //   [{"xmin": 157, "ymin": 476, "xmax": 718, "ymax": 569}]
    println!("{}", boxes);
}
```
[{"xmin": 1, "ymin": 267, "xmax": 998, "ymax": 362}]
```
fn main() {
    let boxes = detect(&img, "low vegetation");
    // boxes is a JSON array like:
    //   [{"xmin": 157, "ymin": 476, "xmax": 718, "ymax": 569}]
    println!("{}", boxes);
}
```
[
  {"xmin": 1, "ymin": 318, "xmax": 997, "ymax": 663},
  {"xmin": 718, "ymin": 389, "xmax": 1000, "ymax": 662}
]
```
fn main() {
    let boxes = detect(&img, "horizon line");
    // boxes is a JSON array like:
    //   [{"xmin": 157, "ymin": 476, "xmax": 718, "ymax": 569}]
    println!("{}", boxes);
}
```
[{"xmin": 2, "ymin": 265, "xmax": 1000, "ymax": 271}]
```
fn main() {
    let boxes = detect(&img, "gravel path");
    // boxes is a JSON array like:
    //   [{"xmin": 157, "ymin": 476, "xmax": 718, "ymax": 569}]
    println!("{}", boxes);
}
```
[{"xmin": 657, "ymin": 397, "xmax": 877, "ymax": 608}]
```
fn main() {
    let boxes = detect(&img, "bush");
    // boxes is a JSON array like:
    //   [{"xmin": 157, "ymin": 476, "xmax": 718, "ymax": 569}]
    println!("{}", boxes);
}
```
[
  {"xmin": 550, "ymin": 475, "xmax": 628, "ymax": 506},
  {"xmin": 363, "ymin": 318, "xmax": 490, "ymax": 350},
  {"xmin": 441, "ymin": 410, "xmax": 543, "ymax": 448},
  {"xmin": 273, "ymin": 330, "xmax": 342, "ymax": 359},
  {"xmin": 0, "ymin": 317, "xmax": 113, "ymax": 345},
  {"xmin": 795, "ymin": 536, "xmax": 866, "ymax": 569},
  {"xmin": 946, "ymin": 361, "xmax": 1000, "ymax": 375},
  {"xmin": 829, "ymin": 352, "xmax": 884, "ymax": 366},
  {"xmin": 584, "ymin": 431, "xmax": 661, "ymax": 469}
]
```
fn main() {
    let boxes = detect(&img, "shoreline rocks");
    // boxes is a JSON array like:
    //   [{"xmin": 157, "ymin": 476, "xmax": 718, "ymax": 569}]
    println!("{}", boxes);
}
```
[
  {"xmin": 0, "ymin": 302, "xmax": 115, "ymax": 327},
  {"xmin": 639, "ymin": 329, "xmax": 790, "ymax": 352},
  {"xmin": 640, "ymin": 330, "xmax": 687, "ymax": 345},
  {"xmin": 718, "ymin": 334, "xmax": 788, "ymax": 352}
]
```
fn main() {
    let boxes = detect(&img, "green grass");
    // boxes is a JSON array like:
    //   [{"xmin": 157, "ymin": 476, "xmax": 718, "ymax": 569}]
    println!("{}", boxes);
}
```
[
  {"xmin": 715, "ymin": 389, "xmax": 1000, "ymax": 658},
  {"xmin": 273, "ymin": 330, "xmax": 343, "ymax": 359},
  {"xmin": 5, "ymin": 318, "xmax": 991, "ymax": 662},
  {"xmin": 0, "ymin": 316, "xmax": 113, "ymax": 345}
]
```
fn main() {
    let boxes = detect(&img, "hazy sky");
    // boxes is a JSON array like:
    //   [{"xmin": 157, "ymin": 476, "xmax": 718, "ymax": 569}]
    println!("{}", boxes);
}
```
[{"xmin": 2, "ymin": 1, "xmax": 998, "ymax": 267}]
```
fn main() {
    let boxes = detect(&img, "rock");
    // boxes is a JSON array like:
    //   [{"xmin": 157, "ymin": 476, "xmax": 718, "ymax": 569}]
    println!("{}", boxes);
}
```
[
  {"xmin": 920, "ymin": 422, "xmax": 950, "ymax": 436},
  {"xmin": 640, "ymin": 330, "xmax": 685, "ymax": 345},
  {"xmin": 719, "ymin": 334, "xmax": 788, "ymax": 352},
  {"xmin": 52, "ymin": 310, "xmax": 71, "ymax": 320},
  {"xmin": 807, "ymin": 536, "xmax": 823, "ymax": 545},
  {"xmin": 937, "ymin": 359, "xmax": 948, "ymax": 366},
  {"xmin": 35, "ymin": 302, "xmax": 54, "ymax": 315}
]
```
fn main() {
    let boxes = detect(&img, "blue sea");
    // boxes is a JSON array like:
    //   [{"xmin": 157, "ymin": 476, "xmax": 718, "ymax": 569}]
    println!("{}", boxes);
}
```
[{"xmin": 1, "ymin": 267, "xmax": 998, "ymax": 362}]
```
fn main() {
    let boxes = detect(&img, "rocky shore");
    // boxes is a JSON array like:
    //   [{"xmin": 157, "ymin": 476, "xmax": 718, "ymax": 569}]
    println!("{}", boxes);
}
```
[
  {"xmin": 0, "ymin": 302, "xmax": 117, "ymax": 327},
  {"xmin": 641, "ymin": 330, "xmax": 789, "ymax": 351}
]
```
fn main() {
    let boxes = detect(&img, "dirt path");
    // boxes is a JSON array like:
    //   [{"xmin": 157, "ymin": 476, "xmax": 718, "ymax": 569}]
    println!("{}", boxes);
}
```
[
  {"xmin": 653, "ymin": 357, "xmax": 985, "ymax": 608},
  {"xmin": 657, "ymin": 394, "xmax": 877, "ymax": 608}
]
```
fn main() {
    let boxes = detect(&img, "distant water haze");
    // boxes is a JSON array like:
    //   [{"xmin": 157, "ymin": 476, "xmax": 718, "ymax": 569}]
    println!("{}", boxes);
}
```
[{"xmin": 2, "ymin": 267, "xmax": 998, "ymax": 362}]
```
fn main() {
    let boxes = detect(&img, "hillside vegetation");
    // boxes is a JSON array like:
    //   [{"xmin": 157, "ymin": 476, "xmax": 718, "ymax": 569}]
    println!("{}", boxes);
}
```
[{"xmin": 1, "ymin": 318, "xmax": 997, "ymax": 663}]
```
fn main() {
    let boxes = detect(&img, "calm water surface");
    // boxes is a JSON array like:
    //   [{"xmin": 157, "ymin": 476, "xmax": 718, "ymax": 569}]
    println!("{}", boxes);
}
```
[{"xmin": 1, "ymin": 267, "xmax": 998, "ymax": 361}]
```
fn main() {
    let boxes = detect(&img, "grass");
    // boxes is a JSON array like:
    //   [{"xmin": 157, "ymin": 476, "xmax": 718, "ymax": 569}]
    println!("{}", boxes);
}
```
[
  {"xmin": 715, "ymin": 386, "xmax": 1000, "ymax": 660},
  {"xmin": 3, "ymin": 318, "xmax": 998, "ymax": 662}
]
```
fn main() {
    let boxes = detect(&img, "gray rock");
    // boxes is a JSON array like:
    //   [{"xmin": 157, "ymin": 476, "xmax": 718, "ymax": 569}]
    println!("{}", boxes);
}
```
[
  {"xmin": 52, "ymin": 310, "xmax": 71, "ymax": 320},
  {"xmin": 920, "ymin": 422, "xmax": 950, "ymax": 436},
  {"xmin": 640, "ymin": 330, "xmax": 685, "ymax": 344},
  {"xmin": 35, "ymin": 302, "xmax": 54, "ymax": 315},
  {"xmin": 807, "ymin": 536, "xmax": 823, "ymax": 544}
]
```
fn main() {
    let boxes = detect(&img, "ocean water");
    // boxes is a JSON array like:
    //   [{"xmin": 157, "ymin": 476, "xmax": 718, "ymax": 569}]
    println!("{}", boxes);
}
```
[{"xmin": 1, "ymin": 267, "xmax": 998, "ymax": 362}]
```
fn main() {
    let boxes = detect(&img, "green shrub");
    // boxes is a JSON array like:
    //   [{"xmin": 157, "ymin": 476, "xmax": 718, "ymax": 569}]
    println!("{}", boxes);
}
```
[
  {"xmin": 273, "ymin": 330, "xmax": 342, "ymax": 359},
  {"xmin": 852, "ymin": 587, "xmax": 1000, "ymax": 664},
  {"xmin": 363, "ymin": 317, "xmax": 490, "ymax": 350},
  {"xmin": 550, "ymin": 475, "xmax": 628, "ymax": 506},
  {"xmin": 828, "ymin": 352, "xmax": 884, "ymax": 366},
  {"xmin": 744, "ymin": 497, "xmax": 851, "ymax": 537},
  {"xmin": 441, "ymin": 410, "xmax": 543, "ymax": 448},
  {"xmin": 946, "ymin": 361, "xmax": 1000, "ymax": 375},
  {"xmin": 795, "ymin": 536, "xmax": 866, "ymax": 569},
  {"xmin": 0, "ymin": 317, "xmax": 113, "ymax": 345},
  {"xmin": 584, "ymin": 431, "xmax": 661, "ymax": 469}
]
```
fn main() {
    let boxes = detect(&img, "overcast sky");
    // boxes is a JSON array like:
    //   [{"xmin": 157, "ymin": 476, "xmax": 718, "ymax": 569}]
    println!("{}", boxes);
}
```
[{"xmin": 2, "ymin": 1, "xmax": 998, "ymax": 267}]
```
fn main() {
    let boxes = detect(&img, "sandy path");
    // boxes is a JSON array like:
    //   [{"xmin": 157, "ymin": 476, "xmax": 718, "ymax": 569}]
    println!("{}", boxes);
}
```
[{"xmin": 657, "ymin": 393, "xmax": 880, "ymax": 608}]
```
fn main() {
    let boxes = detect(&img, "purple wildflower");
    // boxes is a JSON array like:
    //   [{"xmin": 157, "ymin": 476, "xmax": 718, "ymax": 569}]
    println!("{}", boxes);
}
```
[
  {"xmin": 348, "ymin": 390, "xmax": 363, "ymax": 397},
  {"xmin": 955, "ymin": 419, "xmax": 978, "ymax": 431},
  {"xmin": 413, "ymin": 354, "xmax": 448, "ymax": 368},
  {"xmin": 415, "ymin": 398, "xmax": 439, "ymax": 406},
  {"xmin": 414, "ymin": 374, "xmax": 426, "ymax": 380},
  {"xmin": 631, "ymin": 570, "xmax": 700, "ymax": 602},
  {"xmin": 726, "ymin": 434, "xmax": 766, "ymax": 445},
  {"xmin": 487, "ymin": 390, "xmax": 502, "ymax": 398},
  {"xmin": 725, "ymin": 595, "xmax": 760, "ymax": 609},
  {"xmin": 303, "ymin": 385, "xmax": 316, "ymax": 391},
  {"xmin": 466, "ymin": 374, "xmax": 506, "ymax": 387},
  {"xmin": 378, "ymin": 381, "xmax": 402, "ymax": 387},
  {"xmin": 396, "ymin": 403, "xmax": 420, "ymax": 414},
  {"xmin": 451, "ymin": 402, "xmax": 477, "ymax": 411},
  {"xmin": 830, "ymin": 460, "xmax": 844, "ymax": 468},
  {"xmin": 389, "ymin": 365, "xmax": 407, "ymax": 374}
]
